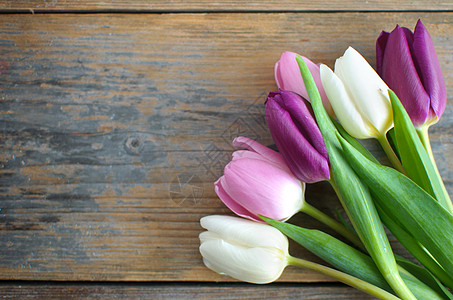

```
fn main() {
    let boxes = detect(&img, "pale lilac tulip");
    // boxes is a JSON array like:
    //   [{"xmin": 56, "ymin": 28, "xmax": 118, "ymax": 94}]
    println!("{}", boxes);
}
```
[
  {"xmin": 275, "ymin": 51, "xmax": 334, "ymax": 116},
  {"xmin": 377, "ymin": 20, "xmax": 446, "ymax": 128},
  {"xmin": 265, "ymin": 90, "xmax": 330, "ymax": 183},
  {"xmin": 215, "ymin": 137, "xmax": 305, "ymax": 222},
  {"xmin": 199, "ymin": 215, "xmax": 289, "ymax": 284}
]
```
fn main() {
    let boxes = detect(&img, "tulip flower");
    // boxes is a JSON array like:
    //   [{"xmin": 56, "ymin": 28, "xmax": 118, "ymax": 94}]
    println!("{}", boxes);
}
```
[
  {"xmin": 265, "ymin": 90, "xmax": 330, "ymax": 183},
  {"xmin": 217, "ymin": 137, "xmax": 362, "ymax": 247},
  {"xmin": 199, "ymin": 215, "xmax": 289, "ymax": 284},
  {"xmin": 376, "ymin": 20, "xmax": 446, "ymax": 129},
  {"xmin": 199, "ymin": 215, "xmax": 401, "ymax": 299},
  {"xmin": 320, "ymin": 47, "xmax": 392, "ymax": 140},
  {"xmin": 376, "ymin": 21, "xmax": 452, "ymax": 212},
  {"xmin": 274, "ymin": 51, "xmax": 334, "ymax": 116},
  {"xmin": 215, "ymin": 136, "xmax": 305, "ymax": 222},
  {"xmin": 320, "ymin": 47, "xmax": 404, "ymax": 172}
]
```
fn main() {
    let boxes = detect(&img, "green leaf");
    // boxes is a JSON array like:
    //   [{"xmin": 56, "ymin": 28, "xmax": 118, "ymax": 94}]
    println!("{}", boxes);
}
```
[
  {"xmin": 386, "ymin": 128, "xmax": 400, "ymax": 159},
  {"xmin": 334, "ymin": 208, "xmax": 355, "ymax": 234},
  {"xmin": 262, "ymin": 216, "xmax": 390, "ymax": 292},
  {"xmin": 297, "ymin": 56, "xmax": 415, "ymax": 300},
  {"xmin": 390, "ymin": 90, "xmax": 452, "ymax": 212},
  {"xmin": 332, "ymin": 118, "xmax": 379, "ymax": 164},
  {"xmin": 396, "ymin": 258, "xmax": 453, "ymax": 300},
  {"xmin": 262, "ymin": 217, "xmax": 448, "ymax": 300},
  {"xmin": 376, "ymin": 200, "xmax": 453, "ymax": 290},
  {"xmin": 337, "ymin": 131, "xmax": 453, "ymax": 278}
]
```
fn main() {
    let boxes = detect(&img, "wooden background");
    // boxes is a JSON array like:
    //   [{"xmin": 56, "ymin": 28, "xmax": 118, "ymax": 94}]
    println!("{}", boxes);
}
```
[{"xmin": 0, "ymin": 1, "xmax": 452, "ymax": 299}]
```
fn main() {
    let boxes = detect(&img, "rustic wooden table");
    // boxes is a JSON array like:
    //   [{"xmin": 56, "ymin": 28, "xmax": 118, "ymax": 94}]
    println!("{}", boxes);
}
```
[{"xmin": 0, "ymin": 1, "xmax": 452, "ymax": 299}]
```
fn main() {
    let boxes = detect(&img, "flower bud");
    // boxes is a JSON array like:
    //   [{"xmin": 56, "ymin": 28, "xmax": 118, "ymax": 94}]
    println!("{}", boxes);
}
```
[
  {"xmin": 265, "ymin": 90, "xmax": 330, "ymax": 183},
  {"xmin": 320, "ymin": 47, "xmax": 392, "ymax": 139},
  {"xmin": 275, "ymin": 51, "xmax": 334, "ymax": 116},
  {"xmin": 199, "ymin": 215, "xmax": 289, "ymax": 284},
  {"xmin": 215, "ymin": 137, "xmax": 305, "ymax": 222},
  {"xmin": 376, "ymin": 20, "xmax": 446, "ymax": 128}
]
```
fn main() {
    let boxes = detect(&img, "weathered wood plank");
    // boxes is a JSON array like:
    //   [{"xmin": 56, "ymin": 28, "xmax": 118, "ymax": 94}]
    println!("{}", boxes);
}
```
[
  {"xmin": 0, "ymin": 0, "xmax": 452, "ymax": 12},
  {"xmin": 0, "ymin": 12, "xmax": 452, "ymax": 282},
  {"xmin": 0, "ymin": 283, "xmax": 374, "ymax": 299}
]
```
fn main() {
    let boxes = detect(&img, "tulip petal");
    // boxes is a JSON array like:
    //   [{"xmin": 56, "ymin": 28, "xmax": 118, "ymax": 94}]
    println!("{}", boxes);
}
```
[
  {"xmin": 380, "ymin": 25, "xmax": 430, "ymax": 127},
  {"xmin": 376, "ymin": 30, "xmax": 390, "ymax": 75},
  {"xmin": 265, "ymin": 92, "xmax": 330, "ymax": 182},
  {"xmin": 275, "ymin": 51, "xmax": 309, "ymax": 99},
  {"xmin": 320, "ymin": 64, "xmax": 375, "ymax": 139},
  {"xmin": 200, "ymin": 239, "xmax": 287, "ymax": 284},
  {"xmin": 412, "ymin": 19, "xmax": 447, "ymax": 121},
  {"xmin": 274, "ymin": 60, "xmax": 283, "ymax": 89},
  {"xmin": 232, "ymin": 136, "xmax": 287, "ymax": 168},
  {"xmin": 214, "ymin": 177, "xmax": 261, "ymax": 221},
  {"xmin": 222, "ymin": 158, "xmax": 304, "ymax": 221},
  {"xmin": 199, "ymin": 231, "xmax": 221, "ymax": 243},
  {"xmin": 271, "ymin": 91, "xmax": 329, "ymax": 159},
  {"xmin": 334, "ymin": 47, "xmax": 392, "ymax": 136},
  {"xmin": 232, "ymin": 150, "xmax": 268, "ymax": 162},
  {"xmin": 200, "ymin": 215, "xmax": 289, "ymax": 250},
  {"xmin": 275, "ymin": 52, "xmax": 334, "ymax": 116}
]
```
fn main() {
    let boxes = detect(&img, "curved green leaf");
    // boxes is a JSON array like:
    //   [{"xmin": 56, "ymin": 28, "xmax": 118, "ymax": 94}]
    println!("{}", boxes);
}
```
[
  {"xmin": 337, "ymin": 132, "xmax": 453, "ymax": 279},
  {"xmin": 396, "ymin": 258, "xmax": 453, "ymax": 300},
  {"xmin": 297, "ymin": 56, "xmax": 415, "ymax": 300},
  {"xmin": 263, "ymin": 217, "xmax": 448, "ymax": 299},
  {"xmin": 390, "ymin": 90, "xmax": 453, "ymax": 213},
  {"xmin": 376, "ymin": 200, "xmax": 453, "ymax": 290}
]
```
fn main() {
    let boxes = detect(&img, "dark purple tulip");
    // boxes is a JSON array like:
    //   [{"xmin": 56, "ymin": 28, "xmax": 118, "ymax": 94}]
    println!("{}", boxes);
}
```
[
  {"xmin": 377, "ymin": 20, "xmax": 446, "ymax": 128},
  {"xmin": 265, "ymin": 90, "xmax": 330, "ymax": 183}
]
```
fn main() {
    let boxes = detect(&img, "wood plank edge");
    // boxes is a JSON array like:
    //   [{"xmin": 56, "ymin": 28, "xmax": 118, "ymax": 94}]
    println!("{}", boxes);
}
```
[
  {"xmin": 0, "ymin": 281, "xmax": 373, "ymax": 299},
  {"xmin": 0, "ymin": 8, "xmax": 452, "ymax": 14}
]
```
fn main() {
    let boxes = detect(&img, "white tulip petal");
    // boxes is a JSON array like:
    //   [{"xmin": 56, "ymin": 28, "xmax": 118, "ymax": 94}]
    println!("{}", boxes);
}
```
[
  {"xmin": 200, "ymin": 215, "xmax": 289, "ymax": 251},
  {"xmin": 320, "ymin": 64, "xmax": 375, "ymax": 139},
  {"xmin": 200, "ymin": 239, "xmax": 287, "ymax": 284},
  {"xmin": 199, "ymin": 231, "xmax": 221, "ymax": 243},
  {"xmin": 335, "ymin": 47, "xmax": 393, "ymax": 135}
]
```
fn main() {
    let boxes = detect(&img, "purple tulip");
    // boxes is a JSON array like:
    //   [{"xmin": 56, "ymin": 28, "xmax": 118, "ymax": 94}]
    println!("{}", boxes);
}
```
[
  {"xmin": 376, "ymin": 20, "xmax": 446, "ymax": 128},
  {"xmin": 265, "ymin": 90, "xmax": 330, "ymax": 183},
  {"xmin": 215, "ymin": 136, "xmax": 305, "ymax": 222},
  {"xmin": 274, "ymin": 51, "xmax": 334, "ymax": 116}
]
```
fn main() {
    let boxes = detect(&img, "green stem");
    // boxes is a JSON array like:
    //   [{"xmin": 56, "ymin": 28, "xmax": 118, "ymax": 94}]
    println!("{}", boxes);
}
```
[
  {"xmin": 417, "ymin": 126, "xmax": 434, "ymax": 161},
  {"xmin": 377, "ymin": 134, "xmax": 406, "ymax": 175},
  {"xmin": 297, "ymin": 58, "xmax": 414, "ymax": 300},
  {"xmin": 287, "ymin": 256, "xmax": 400, "ymax": 300},
  {"xmin": 384, "ymin": 271, "xmax": 417, "ymax": 300},
  {"xmin": 377, "ymin": 200, "xmax": 453, "ymax": 289},
  {"xmin": 417, "ymin": 126, "xmax": 453, "ymax": 214},
  {"xmin": 301, "ymin": 202, "xmax": 366, "ymax": 252},
  {"xmin": 329, "ymin": 179, "xmax": 416, "ymax": 300}
]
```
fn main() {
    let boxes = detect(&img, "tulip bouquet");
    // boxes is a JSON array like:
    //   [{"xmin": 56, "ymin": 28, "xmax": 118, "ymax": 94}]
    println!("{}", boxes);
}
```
[{"xmin": 199, "ymin": 20, "xmax": 453, "ymax": 300}]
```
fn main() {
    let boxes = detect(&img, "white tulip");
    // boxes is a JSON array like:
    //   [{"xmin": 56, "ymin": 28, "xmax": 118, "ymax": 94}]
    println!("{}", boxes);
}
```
[
  {"xmin": 320, "ymin": 47, "xmax": 392, "ymax": 139},
  {"xmin": 199, "ymin": 215, "xmax": 288, "ymax": 284},
  {"xmin": 198, "ymin": 215, "xmax": 402, "ymax": 299}
]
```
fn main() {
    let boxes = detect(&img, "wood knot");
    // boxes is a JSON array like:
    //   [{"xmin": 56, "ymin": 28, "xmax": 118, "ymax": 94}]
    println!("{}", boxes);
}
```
[{"xmin": 124, "ymin": 136, "xmax": 144, "ymax": 155}]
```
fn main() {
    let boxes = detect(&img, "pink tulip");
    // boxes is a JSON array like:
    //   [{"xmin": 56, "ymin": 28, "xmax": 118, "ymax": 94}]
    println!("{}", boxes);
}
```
[
  {"xmin": 215, "ymin": 137, "xmax": 305, "ymax": 222},
  {"xmin": 275, "ymin": 51, "xmax": 334, "ymax": 116}
]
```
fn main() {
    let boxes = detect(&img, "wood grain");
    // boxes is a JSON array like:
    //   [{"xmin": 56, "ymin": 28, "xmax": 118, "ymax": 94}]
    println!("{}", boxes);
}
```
[
  {"xmin": 0, "ymin": 0, "xmax": 452, "ymax": 12},
  {"xmin": 0, "ymin": 12, "xmax": 452, "ymax": 283},
  {"xmin": 0, "ymin": 283, "xmax": 374, "ymax": 299}
]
